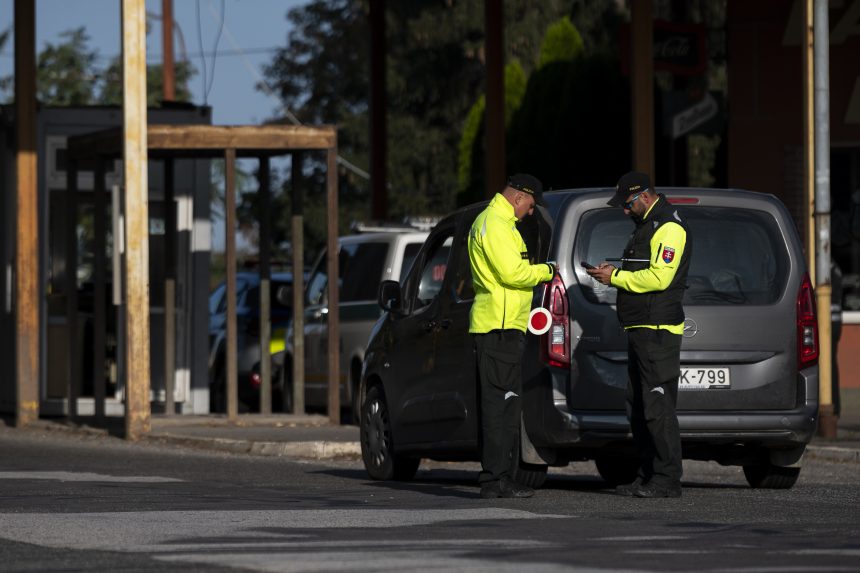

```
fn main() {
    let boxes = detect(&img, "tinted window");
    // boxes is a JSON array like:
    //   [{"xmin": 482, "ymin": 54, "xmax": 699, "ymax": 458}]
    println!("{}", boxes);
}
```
[
  {"xmin": 575, "ymin": 206, "xmax": 789, "ymax": 305},
  {"xmin": 399, "ymin": 243, "xmax": 423, "ymax": 283},
  {"xmin": 244, "ymin": 279, "xmax": 293, "ymax": 311},
  {"xmin": 306, "ymin": 256, "xmax": 327, "ymax": 306},
  {"xmin": 450, "ymin": 231, "xmax": 475, "ymax": 301},
  {"xmin": 416, "ymin": 238, "xmax": 452, "ymax": 303},
  {"xmin": 340, "ymin": 242, "xmax": 389, "ymax": 302}
]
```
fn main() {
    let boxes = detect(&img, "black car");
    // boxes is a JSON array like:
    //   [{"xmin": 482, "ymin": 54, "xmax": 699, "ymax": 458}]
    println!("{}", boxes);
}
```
[
  {"xmin": 208, "ymin": 271, "xmax": 296, "ymax": 412},
  {"xmin": 360, "ymin": 188, "xmax": 819, "ymax": 489}
]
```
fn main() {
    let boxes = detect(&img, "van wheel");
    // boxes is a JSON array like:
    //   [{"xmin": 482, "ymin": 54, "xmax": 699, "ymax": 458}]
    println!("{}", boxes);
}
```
[
  {"xmin": 361, "ymin": 385, "xmax": 420, "ymax": 481},
  {"xmin": 743, "ymin": 463, "xmax": 800, "ymax": 489},
  {"xmin": 595, "ymin": 456, "xmax": 640, "ymax": 486},
  {"xmin": 511, "ymin": 459, "xmax": 548, "ymax": 489}
]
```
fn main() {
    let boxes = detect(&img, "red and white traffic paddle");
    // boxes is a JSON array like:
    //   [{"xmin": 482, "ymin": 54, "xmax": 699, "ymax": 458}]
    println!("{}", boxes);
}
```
[{"xmin": 527, "ymin": 307, "xmax": 552, "ymax": 335}]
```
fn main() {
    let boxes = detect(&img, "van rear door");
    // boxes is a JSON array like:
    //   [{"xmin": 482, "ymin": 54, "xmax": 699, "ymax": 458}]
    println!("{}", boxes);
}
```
[{"xmin": 569, "ymin": 194, "xmax": 801, "ymax": 412}]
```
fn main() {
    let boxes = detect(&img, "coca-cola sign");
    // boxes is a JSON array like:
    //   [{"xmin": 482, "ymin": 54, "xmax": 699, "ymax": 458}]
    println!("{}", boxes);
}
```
[{"xmin": 621, "ymin": 21, "xmax": 707, "ymax": 76}]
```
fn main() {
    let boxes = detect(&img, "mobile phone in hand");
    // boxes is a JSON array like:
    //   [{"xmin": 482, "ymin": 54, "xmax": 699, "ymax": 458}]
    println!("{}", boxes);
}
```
[{"xmin": 580, "ymin": 261, "xmax": 596, "ymax": 270}]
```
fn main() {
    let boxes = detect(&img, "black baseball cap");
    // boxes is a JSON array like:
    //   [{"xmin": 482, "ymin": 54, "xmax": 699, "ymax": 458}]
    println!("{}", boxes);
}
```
[
  {"xmin": 508, "ymin": 173, "xmax": 545, "ymax": 206},
  {"xmin": 608, "ymin": 171, "xmax": 651, "ymax": 207}
]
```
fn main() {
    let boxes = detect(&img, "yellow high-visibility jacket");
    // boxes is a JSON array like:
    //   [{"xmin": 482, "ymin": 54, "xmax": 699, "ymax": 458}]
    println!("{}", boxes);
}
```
[{"xmin": 468, "ymin": 194, "xmax": 553, "ymax": 333}]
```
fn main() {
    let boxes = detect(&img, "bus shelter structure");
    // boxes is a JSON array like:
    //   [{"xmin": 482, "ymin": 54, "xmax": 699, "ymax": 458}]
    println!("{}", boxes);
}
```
[{"xmin": 65, "ymin": 124, "xmax": 341, "ymax": 428}]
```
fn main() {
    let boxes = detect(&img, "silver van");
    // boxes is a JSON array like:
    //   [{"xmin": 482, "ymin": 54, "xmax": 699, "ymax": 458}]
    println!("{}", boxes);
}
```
[
  {"xmin": 361, "ymin": 188, "xmax": 819, "ymax": 489},
  {"xmin": 276, "ymin": 230, "xmax": 429, "ymax": 421}
]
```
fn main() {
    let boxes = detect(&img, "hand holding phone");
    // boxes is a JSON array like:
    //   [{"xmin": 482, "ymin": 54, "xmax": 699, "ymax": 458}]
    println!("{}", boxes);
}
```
[{"xmin": 580, "ymin": 261, "xmax": 596, "ymax": 270}]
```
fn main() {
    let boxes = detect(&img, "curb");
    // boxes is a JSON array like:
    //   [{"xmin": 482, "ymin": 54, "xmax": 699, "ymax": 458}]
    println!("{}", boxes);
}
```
[
  {"xmin": 146, "ymin": 433, "xmax": 361, "ymax": 460},
  {"xmin": 805, "ymin": 444, "xmax": 860, "ymax": 464}
]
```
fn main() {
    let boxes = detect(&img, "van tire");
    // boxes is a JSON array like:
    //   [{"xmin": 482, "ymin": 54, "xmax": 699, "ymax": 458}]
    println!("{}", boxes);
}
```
[
  {"xmin": 743, "ymin": 463, "xmax": 800, "ymax": 489},
  {"xmin": 361, "ymin": 385, "xmax": 420, "ymax": 481},
  {"xmin": 595, "ymin": 456, "xmax": 640, "ymax": 486}
]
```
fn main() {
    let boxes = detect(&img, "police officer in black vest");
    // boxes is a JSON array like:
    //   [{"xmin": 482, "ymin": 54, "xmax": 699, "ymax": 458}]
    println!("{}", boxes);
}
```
[{"xmin": 587, "ymin": 171, "xmax": 691, "ymax": 498}]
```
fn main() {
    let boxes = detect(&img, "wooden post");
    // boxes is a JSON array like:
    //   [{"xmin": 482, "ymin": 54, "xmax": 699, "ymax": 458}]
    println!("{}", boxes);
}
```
[
  {"xmin": 164, "ymin": 158, "xmax": 176, "ymax": 415},
  {"xmin": 370, "ymin": 0, "xmax": 387, "ymax": 220},
  {"xmin": 631, "ymin": 0, "xmax": 655, "ymax": 180},
  {"xmin": 122, "ymin": 0, "xmax": 152, "ymax": 440},
  {"xmin": 14, "ymin": 0, "xmax": 39, "ymax": 427},
  {"xmin": 484, "ymin": 0, "xmax": 505, "ymax": 198},
  {"xmin": 65, "ymin": 159, "xmax": 80, "ymax": 419},
  {"xmin": 93, "ymin": 158, "xmax": 108, "ymax": 422},
  {"xmin": 326, "ymin": 147, "xmax": 340, "ymax": 425},
  {"xmin": 161, "ymin": 0, "xmax": 175, "ymax": 102},
  {"xmin": 291, "ymin": 153, "xmax": 305, "ymax": 415},
  {"xmin": 259, "ymin": 156, "xmax": 272, "ymax": 415},
  {"xmin": 225, "ymin": 148, "xmax": 238, "ymax": 421}
]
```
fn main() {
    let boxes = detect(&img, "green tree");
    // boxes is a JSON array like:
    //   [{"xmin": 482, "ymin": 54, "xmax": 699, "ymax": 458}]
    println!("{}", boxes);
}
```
[{"xmin": 36, "ymin": 27, "xmax": 99, "ymax": 105}]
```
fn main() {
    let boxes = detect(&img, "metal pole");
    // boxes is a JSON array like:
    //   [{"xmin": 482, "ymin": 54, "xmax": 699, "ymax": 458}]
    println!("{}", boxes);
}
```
[
  {"xmin": 164, "ymin": 159, "xmax": 176, "ymax": 415},
  {"xmin": 813, "ymin": 0, "xmax": 836, "ymax": 438},
  {"xmin": 122, "ymin": 0, "xmax": 152, "ymax": 440},
  {"xmin": 225, "ymin": 148, "xmax": 238, "ymax": 421},
  {"xmin": 14, "ymin": 0, "xmax": 39, "ymax": 427},
  {"xmin": 803, "ymin": 0, "xmax": 816, "ymax": 285},
  {"xmin": 259, "ymin": 156, "xmax": 272, "ymax": 415},
  {"xmin": 631, "ymin": 0, "xmax": 655, "ymax": 180},
  {"xmin": 291, "ymin": 153, "xmax": 305, "ymax": 415},
  {"xmin": 326, "ymin": 147, "xmax": 340, "ymax": 425}
]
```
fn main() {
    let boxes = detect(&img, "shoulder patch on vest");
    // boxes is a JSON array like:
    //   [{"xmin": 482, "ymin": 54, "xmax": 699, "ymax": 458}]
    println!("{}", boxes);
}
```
[{"xmin": 662, "ymin": 246, "xmax": 676, "ymax": 264}]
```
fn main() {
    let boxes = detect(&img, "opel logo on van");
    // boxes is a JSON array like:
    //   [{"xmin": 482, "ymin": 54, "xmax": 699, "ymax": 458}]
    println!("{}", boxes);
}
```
[{"xmin": 683, "ymin": 318, "xmax": 699, "ymax": 338}]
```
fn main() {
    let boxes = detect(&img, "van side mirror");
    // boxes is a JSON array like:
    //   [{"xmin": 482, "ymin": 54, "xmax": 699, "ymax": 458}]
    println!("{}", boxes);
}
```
[
  {"xmin": 378, "ymin": 280, "xmax": 404, "ymax": 314},
  {"xmin": 276, "ymin": 284, "xmax": 293, "ymax": 307}
]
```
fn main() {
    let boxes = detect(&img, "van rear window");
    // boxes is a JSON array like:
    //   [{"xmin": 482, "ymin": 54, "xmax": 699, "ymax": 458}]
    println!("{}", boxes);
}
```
[{"xmin": 575, "ymin": 207, "xmax": 789, "ymax": 305}]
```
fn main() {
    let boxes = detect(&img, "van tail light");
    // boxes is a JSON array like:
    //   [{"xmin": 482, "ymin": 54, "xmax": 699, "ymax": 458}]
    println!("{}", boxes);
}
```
[
  {"xmin": 538, "ymin": 273, "xmax": 571, "ymax": 368},
  {"xmin": 796, "ymin": 273, "xmax": 819, "ymax": 370}
]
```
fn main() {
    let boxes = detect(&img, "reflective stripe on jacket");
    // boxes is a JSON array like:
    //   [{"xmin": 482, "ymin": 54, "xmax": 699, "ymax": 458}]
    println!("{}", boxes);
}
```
[{"xmin": 468, "ymin": 194, "xmax": 553, "ymax": 333}]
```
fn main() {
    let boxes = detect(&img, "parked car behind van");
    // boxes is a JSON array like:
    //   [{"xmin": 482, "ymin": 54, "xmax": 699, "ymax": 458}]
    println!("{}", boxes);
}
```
[
  {"xmin": 274, "ymin": 228, "xmax": 430, "ymax": 421},
  {"xmin": 361, "ymin": 188, "xmax": 819, "ymax": 489},
  {"xmin": 208, "ymin": 271, "xmax": 297, "ymax": 412}
]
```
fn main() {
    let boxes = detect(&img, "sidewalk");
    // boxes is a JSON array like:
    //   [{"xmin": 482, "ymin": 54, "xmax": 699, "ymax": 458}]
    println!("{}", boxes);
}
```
[{"xmin": 13, "ymin": 389, "xmax": 860, "ymax": 464}]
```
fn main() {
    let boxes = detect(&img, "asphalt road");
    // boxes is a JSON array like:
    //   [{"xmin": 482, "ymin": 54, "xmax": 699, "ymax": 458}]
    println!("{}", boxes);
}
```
[{"xmin": 0, "ymin": 426, "xmax": 857, "ymax": 572}]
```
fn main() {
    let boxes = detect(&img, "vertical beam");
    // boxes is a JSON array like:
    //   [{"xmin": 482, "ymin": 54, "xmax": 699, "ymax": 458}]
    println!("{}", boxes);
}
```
[
  {"xmin": 164, "ymin": 159, "xmax": 176, "ymax": 416},
  {"xmin": 370, "ymin": 0, "xmax": 387, "ymax": 220},
  {"xmin": 259, "ymin": 156, "xmax": 272, "ymax": 415},
  {"xmin": 631, "ymin": 0, "xmax": 655, "ymax": 179},
  {"xmin": 14, "ymin": 0, "xmax": 39, "ymax": 427},
  {"xmin": 326, "ymin": 147, "xmax": 340, "ymax": 425},
  {"xmin": 162, "ymin": 0, "xmax": 175, "ymax": 102},
  {"xmin": 122, "ymin": 0, "xmax": 152, "ymax": 440},
  {"xmin": 291, "ymin": 153, "xmax": 305, "ymax": 415},
  {"xmin": 93, "ymin": 158, "xmax": 107, "ymax": 422},
  {"xmin": 813, "ymin": 0, "xmax": 835, "ymax": 438},
  {"xmin": 484, "ymin": 0, "xmax": 505, "ymax": 198},
  {"xmin": 224, "ymin": 148, "xmax": 238, "ymax": 421},
  {"xmin": 803, "ymin": 0, "xmax": 816, "ymax": 285},
  {"xmin": 65, "ymin": 160, "xmax": 79, "ymax": 419}
]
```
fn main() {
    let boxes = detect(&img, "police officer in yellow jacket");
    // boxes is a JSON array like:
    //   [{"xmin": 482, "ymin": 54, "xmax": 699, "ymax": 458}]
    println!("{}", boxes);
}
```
[
  {"xmin": 468, "ymin": 173, "xmax": 554, "ymax": 499},
  {"xmin": 587, "ymin": 171, "xmax": 690, "ymax": 498}
]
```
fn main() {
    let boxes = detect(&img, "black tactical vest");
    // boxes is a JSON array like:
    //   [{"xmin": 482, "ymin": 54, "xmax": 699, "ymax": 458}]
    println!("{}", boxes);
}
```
[{"xmin": 616, "ymin": 195, "xmax": 691, "ymax": 327}]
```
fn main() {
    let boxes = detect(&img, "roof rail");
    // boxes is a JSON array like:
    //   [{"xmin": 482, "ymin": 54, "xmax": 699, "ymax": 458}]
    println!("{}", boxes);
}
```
[{"xmin": 350, "ymin": 216, "xmax": 440, "ymax": 233}]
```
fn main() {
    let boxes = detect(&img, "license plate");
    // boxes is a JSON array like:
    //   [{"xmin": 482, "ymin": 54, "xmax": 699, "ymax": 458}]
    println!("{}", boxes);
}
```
[{"xmin": 679, "ymin": 367, "xmax": 730, "ymax": 389}]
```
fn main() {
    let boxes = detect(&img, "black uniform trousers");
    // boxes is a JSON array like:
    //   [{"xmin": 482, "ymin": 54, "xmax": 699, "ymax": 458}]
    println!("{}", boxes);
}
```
[
  {"xmin": 474, "ymin": 329, "xmax": 525, "ymax": 484},
  {"xmin": 626, "ymin": 327, "xmax": 683, "ymax": 487}
]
